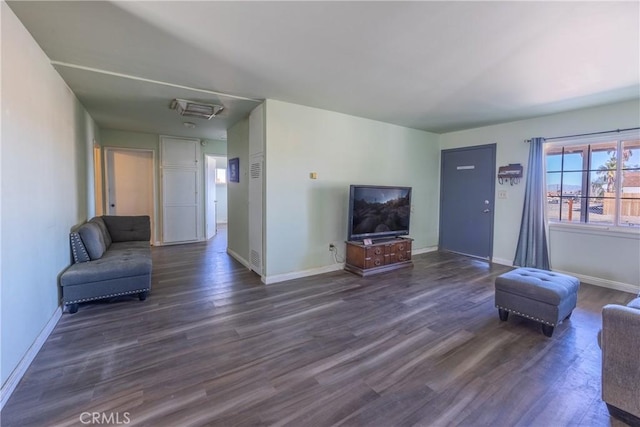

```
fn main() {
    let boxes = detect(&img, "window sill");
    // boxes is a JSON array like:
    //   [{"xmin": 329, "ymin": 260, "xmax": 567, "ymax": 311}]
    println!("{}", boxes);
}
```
[{"xmin": 548, "ymin": 222, "xmax": 640, "ymax": 239}]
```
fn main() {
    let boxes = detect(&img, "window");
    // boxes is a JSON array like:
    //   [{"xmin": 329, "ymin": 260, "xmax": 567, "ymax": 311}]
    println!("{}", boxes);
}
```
[
  {"xmin": 215, "ymin": 168, "xmax": 227, "ymax": 184},
  {"xmin": 545, "ymin": 137, "xmax": 640, "ymax": 227}
]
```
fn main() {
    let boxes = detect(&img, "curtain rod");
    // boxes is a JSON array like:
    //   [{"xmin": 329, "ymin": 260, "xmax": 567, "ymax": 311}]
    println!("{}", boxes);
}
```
[{"xmin": 524, "ymin": 127, "xmax": 640, "ymax": 143}]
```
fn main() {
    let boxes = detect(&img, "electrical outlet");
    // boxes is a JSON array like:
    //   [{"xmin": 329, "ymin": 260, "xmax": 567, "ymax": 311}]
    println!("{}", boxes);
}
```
[
  {"xmin": 498, "ymin": 190, "xmax": 507, "ymax": 199},
  {"xmin": 329, "ymin": 244, "xmax": 335, "ymax": 251}
]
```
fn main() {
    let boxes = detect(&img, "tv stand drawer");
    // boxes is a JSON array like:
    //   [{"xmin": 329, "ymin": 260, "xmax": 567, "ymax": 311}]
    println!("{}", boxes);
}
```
[
  {"xmin": 345, "ymin": 238, "xmax": 413, "ymax": 276},
  {"xmin": 364, "ymin": 254, "xmax": 385, "ymax": 268}
]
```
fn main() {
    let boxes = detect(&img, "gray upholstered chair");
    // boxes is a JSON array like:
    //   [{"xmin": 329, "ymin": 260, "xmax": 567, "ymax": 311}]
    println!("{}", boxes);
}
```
[
  {"xmin": 61, "ymin": 216, "xmax": 152, "ymax": 313},
  {"xmin": 600, "ymin": 292, "xmax": 640, "ymax": 425}
]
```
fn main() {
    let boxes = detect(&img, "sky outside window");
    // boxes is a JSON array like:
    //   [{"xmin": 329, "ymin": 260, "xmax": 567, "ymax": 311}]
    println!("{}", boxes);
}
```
[{"xmin": 546, "ymin": 144, "xmax": 619, "ymax": 190}]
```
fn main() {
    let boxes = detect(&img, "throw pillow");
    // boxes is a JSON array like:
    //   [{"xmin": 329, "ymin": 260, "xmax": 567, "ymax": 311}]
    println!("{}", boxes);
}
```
[
  {"xmin": 78, "ymin": 222, "xmax": 107, "ymax": 260},
  {"xmin": 90, "ymin": 217, "xmax": 112, "ymax": 248},
  {"xmin": 70, "ymin": 232, "xmax": 90, "ymax": 263}
]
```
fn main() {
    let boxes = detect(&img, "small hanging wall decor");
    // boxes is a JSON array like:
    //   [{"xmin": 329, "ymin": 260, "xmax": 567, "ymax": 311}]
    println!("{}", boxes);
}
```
[{"xmin": 497, "ymin": 163, "xmax": 523, "ymax": 185}]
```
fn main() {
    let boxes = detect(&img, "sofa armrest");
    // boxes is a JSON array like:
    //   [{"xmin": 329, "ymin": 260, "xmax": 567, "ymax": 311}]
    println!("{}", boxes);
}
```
[
  {"xmin": 102, "ymin": 215, "xmax": 151, "ymax": 242},
  {"xmin": 601, "ymin": 304, "xmax": 640, "ymax": 418}
]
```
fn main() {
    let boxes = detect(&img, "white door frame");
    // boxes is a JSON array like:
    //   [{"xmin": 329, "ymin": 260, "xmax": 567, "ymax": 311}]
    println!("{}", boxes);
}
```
[
  {"xmin": 93, "ymin": 143, "xmax": 104, "ymax": 216},
  {"xmin": 104, "ymin": 146, "xmax": 158, "ymax": 244},
  {"xmin": 204, "ymin": 154, "xmax": 217, "ymax": 240}
]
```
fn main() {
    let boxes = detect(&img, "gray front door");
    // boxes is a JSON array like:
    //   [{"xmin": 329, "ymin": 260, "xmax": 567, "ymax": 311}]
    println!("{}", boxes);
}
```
[{"xmin": 439, "ymin": 144, "xmax": 496, "ymax": 259}]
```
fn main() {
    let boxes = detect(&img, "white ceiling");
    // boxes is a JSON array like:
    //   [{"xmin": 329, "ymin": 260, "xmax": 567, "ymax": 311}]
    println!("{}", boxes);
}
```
[{"xmin": 7, "ymin": 1, "xmax": 640, "ymax": 140}]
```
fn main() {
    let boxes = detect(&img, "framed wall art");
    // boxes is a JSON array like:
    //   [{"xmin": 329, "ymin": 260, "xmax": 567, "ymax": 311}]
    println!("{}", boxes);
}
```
[{"xmin": 228, "ymin": 157, "xmax": 240, "ymax": 183}]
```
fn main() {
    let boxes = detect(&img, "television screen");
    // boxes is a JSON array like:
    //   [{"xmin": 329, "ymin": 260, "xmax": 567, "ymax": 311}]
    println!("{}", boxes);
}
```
[{"xmin": 348, "ymin": 185, "xmax": 411, "ymax": 241}]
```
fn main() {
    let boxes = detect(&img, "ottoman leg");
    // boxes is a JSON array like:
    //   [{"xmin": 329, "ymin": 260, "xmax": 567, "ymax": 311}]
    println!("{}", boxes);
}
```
[
  {"xmin": 498, "ymin": 308, "xmax": 509, "ymax": 321},
  {"xmin": 542, "ymin": 324, "xmax": 554, "ymax": 337}
]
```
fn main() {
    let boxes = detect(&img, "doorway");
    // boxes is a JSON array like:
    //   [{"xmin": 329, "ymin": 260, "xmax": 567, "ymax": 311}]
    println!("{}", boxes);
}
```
[
  {"xmin": 439, "ymin": 144, "xmax": 496, "ymax": 259},
  {"xmin": 204, "ymin": 154, "xmax": 228, "ymax": 241},
  {"xmin": 105, "ymin": 148, "xmax": 155, "ymax": 241}
]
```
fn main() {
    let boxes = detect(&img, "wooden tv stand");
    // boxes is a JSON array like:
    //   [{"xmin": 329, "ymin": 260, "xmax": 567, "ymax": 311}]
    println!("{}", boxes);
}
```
[{"xmin": 344, "ymin": 237, "xmax": 413, "ymax": 277}]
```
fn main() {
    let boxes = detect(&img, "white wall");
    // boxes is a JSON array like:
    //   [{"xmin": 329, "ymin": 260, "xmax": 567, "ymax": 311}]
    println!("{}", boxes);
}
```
[
  {"xmin": 440, "ymin": 100, "xmax": 640, "ymax": 292},
  {"xmin": 263, "ymin": 99, "xmax": 441, "ymax": 280},
  {"xmin": 1, "ymin": 3, "xmax": 98, "ymax": 388}
]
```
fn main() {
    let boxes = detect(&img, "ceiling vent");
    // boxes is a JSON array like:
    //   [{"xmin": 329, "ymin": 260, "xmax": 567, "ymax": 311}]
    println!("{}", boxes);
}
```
[{"xmin": 170, "ymin": 99, "xmax": 224, "ymax": 120}]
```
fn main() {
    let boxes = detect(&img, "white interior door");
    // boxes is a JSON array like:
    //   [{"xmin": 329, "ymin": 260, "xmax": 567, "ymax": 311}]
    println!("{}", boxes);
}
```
[
  {"xmin": 105, "ymin": 148, "xmax": 154, "ymax": 236},
  {"xmin": 161, "ymin": 137, "xmax": 201, "ymax": 244},
  {"xmin": 205, "ymin": 155, "xmax": 217, "ymax": 239}
]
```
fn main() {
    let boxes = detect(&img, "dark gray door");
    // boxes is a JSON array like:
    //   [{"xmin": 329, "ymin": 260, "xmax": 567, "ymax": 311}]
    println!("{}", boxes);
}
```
[{"xmin": 439, "ymin": 144, "xmax": 496, "ymax": 259}]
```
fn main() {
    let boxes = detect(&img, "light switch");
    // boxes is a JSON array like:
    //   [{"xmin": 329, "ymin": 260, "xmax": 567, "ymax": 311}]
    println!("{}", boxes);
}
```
[
  {"xmin": 309, "ymin": 172, "xmax": 318, "ymax": 179},
  {"xmin": 498, "ymin": 190, "xmax": 507, "ymax": 199}
]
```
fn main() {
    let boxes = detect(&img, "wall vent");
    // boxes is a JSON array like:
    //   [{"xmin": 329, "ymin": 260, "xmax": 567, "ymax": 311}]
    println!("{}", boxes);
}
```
[
  {"xmin": 170, "ymin": 99, "xmax": 223, "ymax": 120},
  {"xmin": 250, "ymin": 162, "xmax": 262, "ymax": 179},
  {"xmin": 251, "ymin": 250, "xmax": 261, "ymax": 270}
]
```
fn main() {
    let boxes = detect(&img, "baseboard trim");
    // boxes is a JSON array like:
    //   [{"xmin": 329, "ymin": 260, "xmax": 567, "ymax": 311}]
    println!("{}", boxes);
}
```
[
  {"xmin": 412, "ymin": 246, "xmax": 438, "ymax": 256},
  {"xmin": 553, "ymin": 269, "xmax": 639, "ymax": 295},
  {"xmin": 263, "ymin": 263, "xmax": 345, "ymax": 285},
  {"xmin": 1, "ymin": 306, "xmax": 62, "ymax": 410},
  {"xmin": 490, "ymin": 258, "xmax": 637, "ymax": 294},
  {"xmin": 492, "ymin": 257, "xmax": 513, "ymax": 267},
  {"xmin": 226, "ymin": 248, "xmax": 251, "ymax": 270},
  {"xmin": 261, "ymin": 246, "xmax": 440, "ymax": 285}
]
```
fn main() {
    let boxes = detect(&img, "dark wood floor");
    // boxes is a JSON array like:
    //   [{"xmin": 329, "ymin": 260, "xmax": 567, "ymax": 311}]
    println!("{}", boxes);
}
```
[{"xmin": 2, "ymin": 226, "xmax": 635, "ymax": 426}]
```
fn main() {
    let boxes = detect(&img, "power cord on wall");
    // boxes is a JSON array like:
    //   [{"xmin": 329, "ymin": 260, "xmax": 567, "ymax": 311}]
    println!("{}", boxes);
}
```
[{"xmin": 329, "ymin": 244, "xmax": 344, "ymax": 263}]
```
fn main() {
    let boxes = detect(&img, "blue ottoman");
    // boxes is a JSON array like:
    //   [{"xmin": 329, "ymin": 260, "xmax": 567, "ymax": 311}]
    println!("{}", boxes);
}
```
[{"xmin": 495, "ymin": 267, "xmax": 580, "ymax": 337}]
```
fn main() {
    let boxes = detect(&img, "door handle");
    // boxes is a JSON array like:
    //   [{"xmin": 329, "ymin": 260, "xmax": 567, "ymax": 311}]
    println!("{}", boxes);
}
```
[{"xmin": 483, "ymin": 209, "xmax": 490, "ymax": 213}]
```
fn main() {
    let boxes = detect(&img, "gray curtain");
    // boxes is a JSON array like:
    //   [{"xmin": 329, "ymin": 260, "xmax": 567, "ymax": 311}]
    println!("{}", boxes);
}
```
[{"xmin": 514, "ymin": 137, "xmax": 550, "ymax": 270}]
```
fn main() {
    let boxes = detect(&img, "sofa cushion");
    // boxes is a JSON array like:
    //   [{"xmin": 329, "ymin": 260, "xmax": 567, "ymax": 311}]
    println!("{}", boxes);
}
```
[
  {"xmin": 102, "ymin": 216, "xmax": 151, "ymax": 242},
  {"xmin": 77, "ymin": 222, "xmax": 107, "ymax": 260},
  {"xmin": 70, "ymin": 232, "xmax": 90, "ymax": 263},
  {"xmin": 90, "ymin": 217, "xmax": 112, "ymax": 247},
  {"xmin": 109, "ymin": 241, "xmax": 151, "ymax": 252},
  {"xmin": 495, "ymin": 268, "xmax": 580, "ymax": 305},
  {"xmin": 60, "ymin": 251, "xmax": 151, "ymax": 286}
]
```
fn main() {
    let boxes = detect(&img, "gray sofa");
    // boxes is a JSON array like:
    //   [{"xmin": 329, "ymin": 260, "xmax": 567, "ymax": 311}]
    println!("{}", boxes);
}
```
[
  {"xmin": 600, "ymin": 292, "xmax": 640, "ymax": 425},
  {"xmin": 60, "ymin": 216, "xmax": 152, "ymax": 313}
]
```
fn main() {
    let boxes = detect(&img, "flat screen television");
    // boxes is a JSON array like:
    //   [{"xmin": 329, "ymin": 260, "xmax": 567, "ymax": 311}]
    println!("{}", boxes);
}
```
[{"xmin": 347, "ymin": 185, "xmax": 412, "ymax": 242}]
